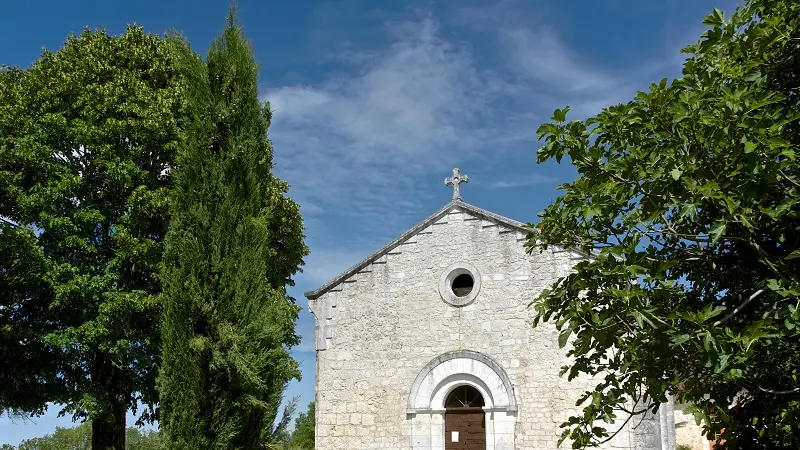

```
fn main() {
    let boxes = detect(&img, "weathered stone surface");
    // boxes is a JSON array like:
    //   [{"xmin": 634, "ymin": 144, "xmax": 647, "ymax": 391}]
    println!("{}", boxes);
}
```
[
  {"xmin": 674, "ymin": 405, "xmax": 708, "ymax": 450},
  {"xmin": 307, "ymin": 202, "xmax": 667, "ymax": 449}
]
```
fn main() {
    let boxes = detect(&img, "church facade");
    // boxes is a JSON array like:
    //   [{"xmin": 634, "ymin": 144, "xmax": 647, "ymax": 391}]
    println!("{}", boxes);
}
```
[{"xmin": 305, "ymin": 170, "xmax": 700, "ymax": 450}]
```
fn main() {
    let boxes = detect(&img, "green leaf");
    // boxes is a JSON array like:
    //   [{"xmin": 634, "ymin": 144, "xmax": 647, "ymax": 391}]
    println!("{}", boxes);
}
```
[
  {"xmin": 629, "ymin": 310, "xmax": 657, "ymax": 329},
  {"xmin": 672, "ymin": 334, "xmax": 691, "ymax": 346},
  {"xmin": 739, "ymin": 213, "xmax": 756, "ymax": 232},
  {"xmin": 703, "ymin": 331, "xmax": 715, "ymax": 351},
  {"xmin": 744, "ymin": 70, "xmax": 762, "ymax": 83},
  {"xmin": 558, "ymin": 328, "xmax": 572, "ymax": 348},
  {"xmin": 703, "ymin": 8, "xmax": 725, "ymax": 26},
  {"xmin": 537, "ymin": 122, "xmax": 558, "ymax": 139},
  {"xmin": 671, "ymin": 168, "xmax": 683, "ymax": 180},
  {"xmin": 709, "ymin": 221, "xmax": 727, "ymax": 244},
  {"xmin": 767, "ymin": 278, "xmax": 781, "ymax": 291},
  {"xmin": 680, "ymin": 203, "xmax": 698, "ymax": 220},
  {"xmin": 744, "ymin": 140, "xmax": 756, "ymax": 153},
  {"xmin": 715, "ymin": 353, "xmax": 731, "ymax": 373},
  {"xmin": 553, "ymin": 107, "xmax": 570, "ymax": 123}
]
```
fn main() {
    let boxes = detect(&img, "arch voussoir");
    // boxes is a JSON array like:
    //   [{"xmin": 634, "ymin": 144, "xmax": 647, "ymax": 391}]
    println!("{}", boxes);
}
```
[{"xmin": 407, "ymin": 350, "xmax": 517, "ymax": 413}]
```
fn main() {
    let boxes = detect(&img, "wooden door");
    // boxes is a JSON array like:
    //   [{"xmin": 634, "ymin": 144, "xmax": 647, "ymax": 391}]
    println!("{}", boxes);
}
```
[{"xmin": 445, "ymin": 408, "xmax": 486, "ymax": 450}]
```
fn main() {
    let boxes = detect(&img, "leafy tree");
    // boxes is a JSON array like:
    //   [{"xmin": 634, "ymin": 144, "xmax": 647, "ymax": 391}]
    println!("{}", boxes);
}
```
[
  {"xmin": 0, "ymin": 423, "xmax": 161, "ymax": 450},
  {"xmin": 0, "ymin": 224, "xmax": 56, "ymax": 415},
  {"xmin": 288, "ymin": 402, "xmax": 315, "ymax": 450},
  {"xmin": 0, "ymin": 26, "xmax": 186, "ymax": 449},
  {"xmin": 529, "ymin": 0, "xmax": 800, "ymax": 448},
  {"xmin": 124, "ymin": 428, "xmax": 162, "ymax": 450},
  {"xmin": 157, "ymin": 8, "xmax": 308, "ymax": 450},
  {"xmin": 14, "ymin": 423, "xmax": 91, "ymax": 450}
]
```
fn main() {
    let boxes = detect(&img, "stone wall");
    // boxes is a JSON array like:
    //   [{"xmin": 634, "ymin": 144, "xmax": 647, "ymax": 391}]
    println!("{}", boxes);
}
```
[
  {"xmin": 309, "ymin": 205, "xmax": 657, "ymax": 449},
  {"xmin": 674, "ymin": 406, "xmax": 709, "ymax": 450}
]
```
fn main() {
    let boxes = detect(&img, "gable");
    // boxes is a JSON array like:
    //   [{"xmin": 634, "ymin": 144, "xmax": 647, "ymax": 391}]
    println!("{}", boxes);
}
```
[{"xmin": 304, "ymin": 200, "xmax": 534, "ymax": 300}]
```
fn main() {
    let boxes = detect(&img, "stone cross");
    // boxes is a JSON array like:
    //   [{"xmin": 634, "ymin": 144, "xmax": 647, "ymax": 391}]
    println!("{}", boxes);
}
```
[{"xmin": 445, "ymin": 168, "xmax": 469, "ymax": 201}]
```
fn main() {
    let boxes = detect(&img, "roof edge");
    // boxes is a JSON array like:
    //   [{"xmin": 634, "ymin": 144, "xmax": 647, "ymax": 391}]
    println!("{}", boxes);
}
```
[{"xmin": 303, "ymin": 200, "xmax": 534, "ymax": 300}]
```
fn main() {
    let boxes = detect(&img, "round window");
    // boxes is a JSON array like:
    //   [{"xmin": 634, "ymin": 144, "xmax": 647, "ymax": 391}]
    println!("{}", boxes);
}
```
[
  {"xmin": 438, "ymin": 262, "xmax": 481, "ymax": 307},
  {"xmin": 451, "ymin": 274, "xmax": 474, "ymax": 297}
]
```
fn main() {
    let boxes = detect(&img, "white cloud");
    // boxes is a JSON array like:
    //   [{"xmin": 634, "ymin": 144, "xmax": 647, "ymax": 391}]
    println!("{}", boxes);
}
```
[
  {"xmin": 301, "ymin": 246, "xmax": 375, "ymax": 288},
  {"xmin": 504, "ymin": 27, "xmax": 618, "ymax": 93},
  {"xmin": 269, "ymin": 87, "xmax": 331, "ymax": 120},
  {"xmin": 267, "ymin": 15, "xmax": 616, "ymax": 224},
  {"xmin": 264, "ymin": 7, "xmax": 686, "ymax": 298},
  {"xmin": 488, "ymin": 174, "xmax": 558, "ymax": 189},
  {"xmin": 499, "ymin": 25, "xmax": 672, "ymax": 119},
  {"xmin": 266, "ymin": 17, "xmax": 487, "ymax": 223}
]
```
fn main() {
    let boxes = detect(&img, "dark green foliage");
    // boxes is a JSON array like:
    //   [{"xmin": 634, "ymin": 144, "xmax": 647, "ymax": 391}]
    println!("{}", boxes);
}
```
[
  {"xmin": 0, "ymin": 225, "xmax": 57, "ymax": 415},
  {"xmin": 530, "ymin": 0, "xmax": 800, "ymax": 448},
  {"xmin": 0, "ymin": 27, "xmax": 186, "ymax": 449},
  {"xmin": 157, "ymin": 9, "xmax": 308, "ymax": 450}
]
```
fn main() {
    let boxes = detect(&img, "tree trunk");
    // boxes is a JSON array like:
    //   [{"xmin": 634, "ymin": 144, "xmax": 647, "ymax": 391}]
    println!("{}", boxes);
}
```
[
  {"xmin": 91, "ymin": 350, "xmax": 127, "ymax": 450},
  {"xmin": 91, "ymin": 400, "xmax": 126, "ymax": 450}
]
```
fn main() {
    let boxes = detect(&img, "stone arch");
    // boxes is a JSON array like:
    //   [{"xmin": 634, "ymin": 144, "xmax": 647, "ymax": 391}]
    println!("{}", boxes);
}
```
[
  {"xmin": 433, "ymin": 373, "xmax": 494, "ymax": 410},
  {"xmin": 407, "ymin": 350, "xmax": 517, "ymax": 413}
]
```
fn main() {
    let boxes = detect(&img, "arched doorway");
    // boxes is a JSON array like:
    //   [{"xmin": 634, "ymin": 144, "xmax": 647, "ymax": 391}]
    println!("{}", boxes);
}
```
[
  {"xmin": 407, "ymin": 350, "xmax": 517, "ymax": 449},
  {"xmin": 444, "ymin": 385, "xmax": 486, "ymax": 450}
]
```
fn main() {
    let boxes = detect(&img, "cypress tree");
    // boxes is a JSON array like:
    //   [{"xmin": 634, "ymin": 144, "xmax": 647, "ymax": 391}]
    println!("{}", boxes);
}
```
[{"xmin": 158, "ymin": 8, "xmax": 308, "ymax": 449}]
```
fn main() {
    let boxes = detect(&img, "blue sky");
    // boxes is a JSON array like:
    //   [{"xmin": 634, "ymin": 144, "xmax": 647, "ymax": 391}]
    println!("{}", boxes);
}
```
[{"xmin": 0, "ymin": 0, "xmax": 739, "ymax": 444}]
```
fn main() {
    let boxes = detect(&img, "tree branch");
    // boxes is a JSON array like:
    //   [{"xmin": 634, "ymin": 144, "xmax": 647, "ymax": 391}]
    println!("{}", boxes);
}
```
[
  {"xmin": 596, "ymin": 410, "xmax": 636, "ymax": 445},
  {"xmin": 758, "ymin": 385, "xmax": 800, "ymax": 395},
  {"xmin": 616, "ymin": 314, "xmax": 635, "ymax": 335},
  {"xmin": 776, "ymin": 169, "xmax": 800, "ymax": 189},
  {"xmin": 714, "ymin": 288, "xmax": 767, "ymax": 326},
  {"xmin": 0, "ymin": 216, "xmax": 19, "ymax": 228},
  {"xmin": 661, "ymin": 213, "xmax": 682, "ymax": 236},
  {"xmin": 595, "ymin": 395, "xmax": 646, "ymax": 445}
]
